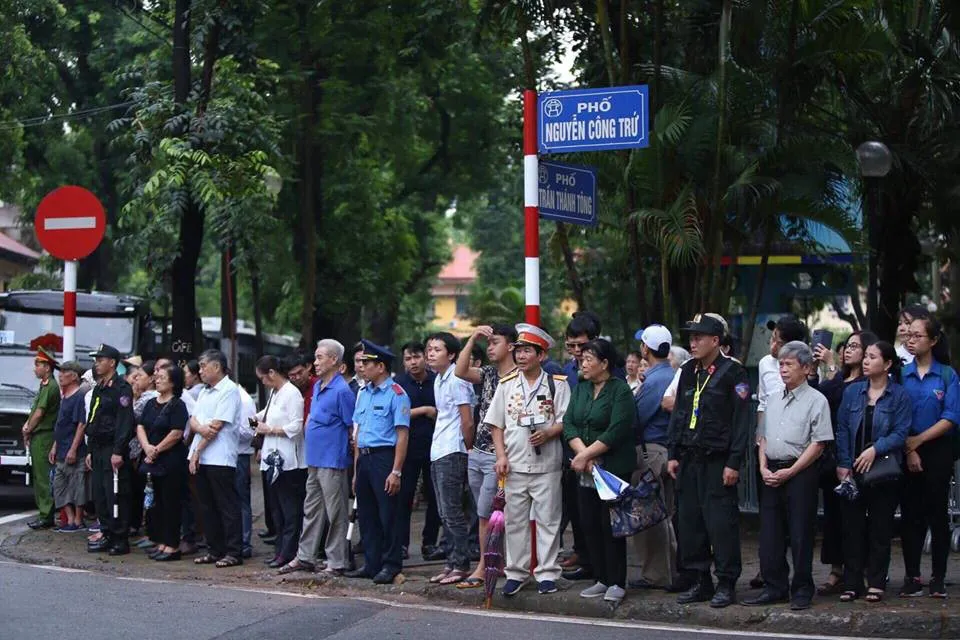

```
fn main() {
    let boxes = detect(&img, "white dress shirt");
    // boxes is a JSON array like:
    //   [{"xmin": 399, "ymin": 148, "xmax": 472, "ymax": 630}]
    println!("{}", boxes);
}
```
[
  {"xmin": 237, "ymin": 385, "xmax": 257, "ymax": 455},
  {"xmin": 188, "ymin": 376, "xmax": 241, "ymax": 467},
  {"xmin": 431, "ymin": 365, "xmax": 475, "ymax": 462},
  {"xmin": 756, "ymin": 354, "xmax": 783, "ymax": 414},
  {"xmin": 257, "ymin": 381, "xmax": 306, "ymax": 472}
]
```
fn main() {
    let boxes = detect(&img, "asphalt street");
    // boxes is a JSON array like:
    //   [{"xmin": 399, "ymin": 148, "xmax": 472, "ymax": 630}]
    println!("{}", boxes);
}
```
[{"xmin": 0, "ymin": 560, "xmax": 858, "ymax": 640}]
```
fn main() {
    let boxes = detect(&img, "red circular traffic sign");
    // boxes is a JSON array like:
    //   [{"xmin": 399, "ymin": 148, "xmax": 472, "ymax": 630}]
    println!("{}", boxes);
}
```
[{"xmin": 34, "ymin": 186, "xmax": 107, "ymax": 260}]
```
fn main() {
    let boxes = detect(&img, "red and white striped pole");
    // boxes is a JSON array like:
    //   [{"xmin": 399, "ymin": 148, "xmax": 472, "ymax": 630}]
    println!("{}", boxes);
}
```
[
  {"xmin": 522, "ymin": 88, "xmax": 540, "ymax": 573},
  {"xmin": 63, "ymin": 260, "xmax": 77, "ymax": 361},
  {"xmin": 523, "ymin": 89, "xmax": 540, "ymax": 326}
]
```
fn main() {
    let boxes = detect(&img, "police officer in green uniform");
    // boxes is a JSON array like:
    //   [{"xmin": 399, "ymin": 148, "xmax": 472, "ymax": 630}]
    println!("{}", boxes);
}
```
[
  {"xmin": 24, "ymin": 347, "xmax": 61, "ymax": 529},
  {"xmin": 667, "ymin": 314, "xmax": 751, "ymax": 608},
  {"xmin": 85, "ymin": 344, "xmax": 136, "ymax": 556}
]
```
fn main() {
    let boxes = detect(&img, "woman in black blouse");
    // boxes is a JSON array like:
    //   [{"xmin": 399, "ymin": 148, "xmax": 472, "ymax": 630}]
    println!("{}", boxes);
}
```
[
  {"xmin": 811, "ymin": 330, "xmax": 877, "ymax": 594},
  {"xmin": 136, "ymin": 364, "xmax": 190, "ymax": 561}
]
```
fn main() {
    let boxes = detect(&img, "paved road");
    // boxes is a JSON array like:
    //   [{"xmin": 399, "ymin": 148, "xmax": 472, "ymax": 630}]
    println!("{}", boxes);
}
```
[
  {"xmin": 0, "ymin": 560, "xmax": 855, "ymax": 640},
  {"xmin": 0, "ymin": 479, "xmax": 34, "ymax": 518}
]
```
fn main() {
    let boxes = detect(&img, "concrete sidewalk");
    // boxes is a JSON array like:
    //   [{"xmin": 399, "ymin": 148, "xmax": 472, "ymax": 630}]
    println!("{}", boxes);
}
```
[{"xmin": 2, "ymin": 474, "xmax": 958, "ymax": 639}]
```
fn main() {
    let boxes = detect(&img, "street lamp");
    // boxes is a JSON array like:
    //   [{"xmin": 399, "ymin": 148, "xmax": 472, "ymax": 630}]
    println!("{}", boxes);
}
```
[{"xmin": 856, "ymin": 141, "xmax": 892, "ymax": 331}]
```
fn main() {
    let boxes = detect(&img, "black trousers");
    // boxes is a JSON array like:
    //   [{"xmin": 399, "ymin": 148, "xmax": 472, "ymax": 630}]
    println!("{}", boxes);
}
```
[
  {"xmin": 152, "ymin": 470, "xmax": 186, "ymax": 548},
  {"xmin": 759, "ymin": 463, "xmax": 819, "ymax": 599},
  {"xmin": 195, "ymin": 464, "xmax": 243, "ymax": 559},
  {"xmin": 842, "ymin": 479, "xmax": 899, "ymax": 592},
  {"xmin": 90, "ymin": 444, "xmax": 131, "ymax": 540},
  {"xmin": 261, "ymin": 469, "xmax": 277, "ymax": 535},
  {"xmin": 356, "ymin": 449, "xmax": 402, "ymax": 575},
  {"xmin": 562, "ymin": 467, "xmax": 590, "ymax": 566},
  {"xmin": 818, "ymin": 465, "xmax": 844, "ymax": 566},
  {"xmin": 901, "ymin": 436, "xmax": 954, "ymax": 579},
  {"xmin": 269, "ymin": 468, "xmax": 307, "ymax": 563},
  {"xmin": 130, "ymin": 462, "xmax": 146, "ymax": 534},
  {"xmin": 396, "ymin": 454, "xmax": 441, "ymax": 550},
  {"xmin": 577, "ymin": 484, "xmax": 626, "ymax": 588},
  {"xmin": 676, "ymin": 454, "xmax": 742, "ymax": 584}
]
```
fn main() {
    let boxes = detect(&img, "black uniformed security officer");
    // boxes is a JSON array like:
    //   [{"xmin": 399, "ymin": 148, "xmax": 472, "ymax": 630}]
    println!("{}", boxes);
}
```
[
  {"xmin": 85, "ymin": 344, "xmax": 136, "ymax": 556},
  {"xmin": 666, "ymin": 314, "xmax": 751, "ymax": 608}
]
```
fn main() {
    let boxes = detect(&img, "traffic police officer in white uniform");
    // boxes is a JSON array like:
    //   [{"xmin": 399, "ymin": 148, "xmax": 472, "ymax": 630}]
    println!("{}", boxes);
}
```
[{"xmin": 488, "ymin": 324, "xmax": 571, "ymax": 596}]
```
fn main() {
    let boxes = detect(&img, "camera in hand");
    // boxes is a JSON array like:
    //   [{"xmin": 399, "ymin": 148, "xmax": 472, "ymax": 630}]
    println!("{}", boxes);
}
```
[{"xmin": 519, "ymin": 413, "xmax": 547, "ymax": 455}]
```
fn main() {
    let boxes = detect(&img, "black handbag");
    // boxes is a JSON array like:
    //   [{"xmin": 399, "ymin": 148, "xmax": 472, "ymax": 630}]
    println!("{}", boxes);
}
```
[{"xmin": 860, "ymin": 452, "xmax": 901, "ymax": 486}]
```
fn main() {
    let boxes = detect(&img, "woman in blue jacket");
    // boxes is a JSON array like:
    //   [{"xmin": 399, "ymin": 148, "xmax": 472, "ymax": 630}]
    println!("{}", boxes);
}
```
[
  {"xmin": 835, "ymin": 342, "xmax": 912, "ymax": 603},
  {"xmin": 899, "ymin": 314, "xmax": 959, "ymax": 598}
]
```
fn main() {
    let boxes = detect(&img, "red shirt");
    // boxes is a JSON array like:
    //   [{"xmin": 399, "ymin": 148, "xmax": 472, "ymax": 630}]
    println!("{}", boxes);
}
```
[{"xmin": 302, "ymin": 376, "xmax": 319, "ymax": 421}]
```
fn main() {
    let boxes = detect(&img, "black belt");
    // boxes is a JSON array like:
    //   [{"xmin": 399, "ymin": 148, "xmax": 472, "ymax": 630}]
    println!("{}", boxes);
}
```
[
  {"xmin": 767, "ymin": 458, "xmax": 798, "ymax": 471},
  {"xmin": 358, "ymin": 446, "xmax": 394, "ymax": 456}
]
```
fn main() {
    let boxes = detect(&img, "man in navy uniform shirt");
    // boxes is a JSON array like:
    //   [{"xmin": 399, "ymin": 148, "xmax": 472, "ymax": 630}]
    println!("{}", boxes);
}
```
[{"xmin": 345, "ymin": 340, "xmax": 411, "ymax": 584}]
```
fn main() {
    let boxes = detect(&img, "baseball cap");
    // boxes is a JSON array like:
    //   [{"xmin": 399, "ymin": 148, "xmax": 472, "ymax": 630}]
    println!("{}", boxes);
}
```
[
  {"xmin": 680, "ymin": 313, "xmax": 726, "ymax": 337},
  {"xmin": 639, "ymin": 325, "xmax": 672, "ymax": 356}
]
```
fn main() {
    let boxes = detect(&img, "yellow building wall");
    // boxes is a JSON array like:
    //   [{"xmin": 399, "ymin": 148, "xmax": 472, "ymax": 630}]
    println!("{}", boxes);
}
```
[{"xmin": 434, "ymin": 296, "xmax": 457, "ymax": 326}]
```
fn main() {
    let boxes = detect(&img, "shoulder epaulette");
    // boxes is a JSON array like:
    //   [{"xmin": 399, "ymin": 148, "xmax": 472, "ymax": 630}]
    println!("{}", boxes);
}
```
[
  {"xmin": 391, "ymin": 383, "xmax": 405, "ymax": 396},
  {"xmin": 552, "ymin": 374, "xmax": 568, "ymax": 382},
  {"xmin": 499, "ymin": 371, "xmax": 520, "ymax": 383}
]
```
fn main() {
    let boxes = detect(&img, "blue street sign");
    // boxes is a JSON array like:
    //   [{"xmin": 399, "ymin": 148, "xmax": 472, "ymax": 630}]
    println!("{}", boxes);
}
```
[
  {"xmin": 538, "ymin": 161, "xmax": 597, "ymax": 226},
  {"xmin": 538, "ymin": 85, "xmax": 649, "ymax": 154}
]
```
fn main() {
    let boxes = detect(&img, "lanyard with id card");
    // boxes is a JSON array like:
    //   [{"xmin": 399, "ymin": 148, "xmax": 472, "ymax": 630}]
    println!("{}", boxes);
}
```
[{"xmin": 688, "ymin": 364, "xmax": 716, "ymax": 430}]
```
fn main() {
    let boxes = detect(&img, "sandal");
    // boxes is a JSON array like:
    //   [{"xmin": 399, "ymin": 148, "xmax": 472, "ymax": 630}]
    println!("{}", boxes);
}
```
[
  {"xmin": 456, "ymin": 577, "xmax": 484, "ymax": 589},
  {"xmin": 439, "ymin": 570, "xmax": 468, "ymax": 585},
  {"xmin": 215, "ymin": 555, "xmax": 242, "ymax": 568},
  {"xmin": 817, "ymin": 572, "xmax": 844, "ymax": 596},
  {"xmin": 194, "ymin": 554, "xmax": 218, "ymax": 565},
  {"xmin": 865, "ymin": 590, "xmax": 883, "ymax": 603},
  {"xmin": 429, "ymin": 568, "xmax": 452, "ymax": 584},
  {"xmin": 839, "ymin": 591, "xmax": 858, "ymax": 602}
]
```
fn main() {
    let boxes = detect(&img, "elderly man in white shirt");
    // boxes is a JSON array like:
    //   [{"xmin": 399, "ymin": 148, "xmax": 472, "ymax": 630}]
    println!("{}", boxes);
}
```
[
  {"xmin": 253, "ymin": 355, "xmax": 306, "ymax": 568},
  {"xmin": 235, "ymin": 383, "xmax": 258, "ymax": 559},
  {"xmin": 188, "ymin": 349, "xmax": 243, "ymax": 567}
]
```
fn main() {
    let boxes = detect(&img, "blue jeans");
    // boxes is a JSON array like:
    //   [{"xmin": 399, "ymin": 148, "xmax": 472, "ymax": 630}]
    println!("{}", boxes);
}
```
[
  {"xmin": 234, "ymin": 454, "xmax": 253, "ymax": 553},
  {"xmin": 432, "ymin": 452, "xmax": 470, "ymax": 571}
]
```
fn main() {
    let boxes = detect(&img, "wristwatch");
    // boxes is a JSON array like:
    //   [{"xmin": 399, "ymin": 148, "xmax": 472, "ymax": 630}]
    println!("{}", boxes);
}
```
[{"xmin": 391, "ymin": 469, "xmax": 402, "ymax": 478}]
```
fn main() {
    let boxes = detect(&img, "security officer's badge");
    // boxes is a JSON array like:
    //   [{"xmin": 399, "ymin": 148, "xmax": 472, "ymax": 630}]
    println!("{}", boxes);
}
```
[
  {"xmin": 119, "ymin": 394, "xmax": 131, "ymax": 407},
  {"xmin": 735, "ymin": 382, "xmax": 750, "ymax": 400}
]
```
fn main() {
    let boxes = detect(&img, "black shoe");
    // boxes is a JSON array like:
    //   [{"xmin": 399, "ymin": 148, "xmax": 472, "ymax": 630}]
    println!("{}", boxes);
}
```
[
  {"xmin": 710, "ymin": 584, "xmax": 735, "ymax": 608},
  {"xmin": 741, "ymin": 590, "xmax": 788, "ymax": 606},
  {"xmin": 147, "ymin": 548, "xmax": 164, "ymax": 559},
  {"xmin": 88, "ymin": 538, "xmax": 113, "ymax": 553},
  {"xmin": 267, "ymin": 558, "xmax": 286, "ymax": 569},
  {"xmin": 344, "ymin": 567, "xmax": 373, "ymax": 579},
  {"xmin": 263, "ymin": 556, "xmax": 279, "ymax": 565},
  {"xmin": 562, "ymin": 567, "xmax": 595, "ymax": 581},
  {"xmin": 257, "ymin": 529, "xmax": 275, "ymax": 539},
  {"xmin": 423, "ymin": 547, "xmax": 446, "ymax": 562},
  {"xmin": 373, "ymin": 569, "xmax": 398, "ymax": 584},
  {"xmin": 790, "ymin": 597, "xmax": 812, "ymax": 611},
  {"xmin": 27, "ymin": 518, "xmax": 54, "ymax": 530},
  {"xmin": 154, "ymin": 551, "xmax": 182, "ymax": 562},
  {"xmin": 677, "ymin": 580, "xmax": 715, "ymax": 604},
  {"xmin": 108, "ymin": 542, "xmax": 130, "ymax": 556},
  {"xmin": 749, "ymin": 572, "xmax": 765, "ymax": 589},
  {"xmin": 628, "ymin": 577, "xmax": 659, "ymax": 590},
  {"xmin": 261, "ymin": 536, "xmax": 277, "ymax": 546}
]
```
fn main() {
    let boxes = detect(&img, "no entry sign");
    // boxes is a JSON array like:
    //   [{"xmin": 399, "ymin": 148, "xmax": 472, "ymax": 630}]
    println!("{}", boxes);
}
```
[{"xmin": 34, "ymin": 186, "xmax": 106, "ymax": 260}]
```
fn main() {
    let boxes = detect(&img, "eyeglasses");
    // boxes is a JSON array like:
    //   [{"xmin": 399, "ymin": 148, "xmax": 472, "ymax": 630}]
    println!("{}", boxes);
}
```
[
  {"xmin": 565, "ymin": 341, "xmax": 589, "ymax": 351},
  {"xmin": 906, "ymin": 332, "xmax": 930, "ymax": 342},
  {"xmin": 844, "ymin": 343, "xmax": 862, "ymax": 351}
]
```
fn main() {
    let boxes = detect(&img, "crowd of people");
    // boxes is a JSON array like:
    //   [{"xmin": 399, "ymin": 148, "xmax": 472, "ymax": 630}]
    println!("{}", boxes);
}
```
[{"xmin": 17, "ymin": 302, "xmax": 959, "ymax": 608}]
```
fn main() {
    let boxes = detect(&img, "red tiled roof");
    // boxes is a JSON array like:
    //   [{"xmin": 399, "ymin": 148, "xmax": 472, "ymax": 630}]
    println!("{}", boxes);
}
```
[
  {"xmin": 0, "ymin": 230, "xmax": 40, "ymax": 261},
  {"xmin": 437, "ymin": 245, "xmax": 478, "ymax": 281}
]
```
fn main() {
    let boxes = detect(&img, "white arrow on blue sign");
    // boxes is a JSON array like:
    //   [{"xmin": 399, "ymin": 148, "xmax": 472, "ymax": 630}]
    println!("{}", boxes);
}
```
[
  {"xmin": 538, "ymin": 85, "xmax": 649, "ymax": 154},
  {"xmin": 538, "ymin": 161, "xmax": 597, "ymax": 227}
]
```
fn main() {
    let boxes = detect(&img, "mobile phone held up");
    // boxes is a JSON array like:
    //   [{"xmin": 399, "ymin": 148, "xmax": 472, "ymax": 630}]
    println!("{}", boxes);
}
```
[{"xmin": 811, "ymin": 329, "xmax": 833, "ymax": 351}]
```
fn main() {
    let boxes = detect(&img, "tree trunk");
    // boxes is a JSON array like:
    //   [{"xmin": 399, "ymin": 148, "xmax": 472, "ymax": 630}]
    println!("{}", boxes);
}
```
[
  {"xmin": 652, "ymin": 0, "xmax": 664, "ymax": 112},
  {"xmin": 250, "ymin": 264, "xmax": 266, "ymax": 404},
  {"xmin": 220, "ymin": 246, "xmax": 238, "ymax": 374},
  {"xmin": 169, "ymin": 0, "xmax": 200, "ymax": 365},
  {"xmin": 596, "ymin": 0, "xmax": 619, "ymax": 85},
  {"xmin": 297, "ymin": 0, "xmax": 319, "ymax": 347},
  {"xmin": 706, "ymin": 0, "xmax": 733, "ymax": 311},
  {"xmin": 740, "ymin": 217, "xmax": 774, "ymax": 364},
  {"xmin": 557, "ymin": 223, "xmax": 586, "ymax": 310}
]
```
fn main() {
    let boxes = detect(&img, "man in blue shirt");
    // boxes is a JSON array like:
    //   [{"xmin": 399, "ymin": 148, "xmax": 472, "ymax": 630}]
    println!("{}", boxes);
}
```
[
  {"xmin": 630, "ymin": 324, "xmax": 678, "ymax": 589},
  {"xmin": 345, "ymin": 340, "xmax": 411, "ymax": 584},
  {"xmin": 280, "ymin": 339, "xmax": 356, "ymax": 576},
  {"xmin": 395, "ymin": 342, "xmax": 441, "ymax": 559}
]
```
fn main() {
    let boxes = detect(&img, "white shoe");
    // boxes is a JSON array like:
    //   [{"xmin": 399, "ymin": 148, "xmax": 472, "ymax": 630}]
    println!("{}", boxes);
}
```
[
  {"xmin": 580, "ymin": 582, "xmax": 608, "ymax": 598},
  {"xmin": 604, "ymin": 585, "xmax": 626, "ymax": 602}
]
